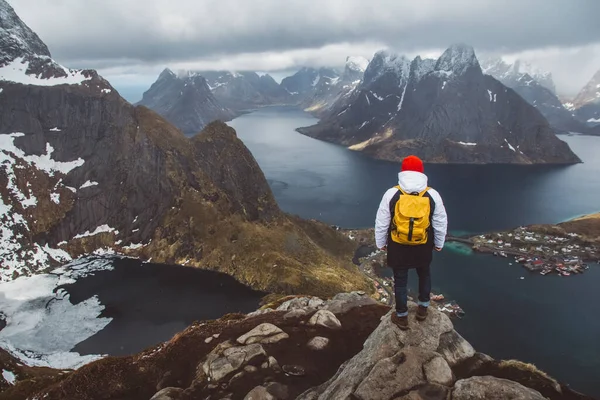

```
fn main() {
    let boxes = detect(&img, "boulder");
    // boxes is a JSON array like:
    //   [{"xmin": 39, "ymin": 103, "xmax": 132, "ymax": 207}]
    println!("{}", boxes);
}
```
[
  {"xmin": 307, "ymin": 336, "xmax": 330, "ymax": 351},
  {"xmin": 244, "ymin": 386, "xmax": 276, "ymax": 400},
  {"xmin": 353, "ymin": 348, "xmax": 436, "ymax": 400},
  {"xmin": 247, "ymin": 308, "xmax": 274, "ymax": 317},
  {"xmin": 323, "ymin": 291, "xmax": 376, "ymax": 314},
  {"xmin": 150, "ymin": 387, "xmax": 184, "ymax": 400},
  {"xmin": 436, "ymin": 330, "xmax": 476, "ymax": 367},
  {"xmin": 266, "ymin": 382, "xmax": 289, "ymax": 399},
  {"xmin": 276, "ymin": 297, "xmax": 310, "ymax": 311},
  {"xmin": 237, "ymin": 323, "xmax": 289, "ymax": 345},
  {"xmin": 394, "ymin": 383, "xmax": 449, "ymax": 400},
  {"xmin": 283, "ymin": 308, "xmax": 308, "ymax": 320},
  {"xmin": 203, "ymin": 343, "xmax": 266, "ymax": 382},
  {"xmin": 308, "ymin": 297, "xmax": 326, "ymax": 309},
  {"xmin": 452, "ymin": 376, "xmax": 546, "ymax": 400},
  {"xmin": 423, "ymin": 356, "xmax": 454, "ymax": 386},
  {"xmin": 308, "ymin": 310, "xmax": 342, "ymax": 330},
  {"xmin": 268, "ymin": 356, "xmax": 281, "ymax": 372}
]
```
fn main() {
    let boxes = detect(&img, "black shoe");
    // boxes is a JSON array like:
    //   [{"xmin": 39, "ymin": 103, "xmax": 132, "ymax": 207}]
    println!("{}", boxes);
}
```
[
  {"xmin": 391, "ymin": 313, "xmax": 409, "ymax": 330},
  {"xmin": 416, "ymin": 305, "xmax": 428, "ymax": 321}
]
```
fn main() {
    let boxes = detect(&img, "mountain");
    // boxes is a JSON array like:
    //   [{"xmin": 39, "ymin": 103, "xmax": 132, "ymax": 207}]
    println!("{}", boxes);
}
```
[
  {"xmin": 6, "ymin": 296, "xmax": 593, "ymax": 400},
  {"xmin": 304, "ymin": 56, "xmax": 369, "ymax": 116},
  {"xmin": 571, "ymin": 69, "xmax": 600, "ymax": 126},
  {"xmin": 137, "ymin": 69, "xmax": 236, "ymax": 135},
  {"xmin": 298, "ymin": 45, "xmax": 580, "ymax": 164},
  {"xmin": 280, "ymin": 67, "xmax": 322, "ymax": 99},
  {"xmin": 0, "ymin": 0, "xmax": 370, "ymax": 296},
  {"xmin": 198, "ymin": 70, "xmax": 290, "ymax": 111},
  {"xmin": 481, "ymin": 58, "xmax": 589, "ymax": 134}
]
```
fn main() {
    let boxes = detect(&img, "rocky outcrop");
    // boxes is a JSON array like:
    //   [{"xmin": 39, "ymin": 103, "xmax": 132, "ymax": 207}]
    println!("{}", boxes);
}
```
[
  {"xmin": 481, "ymin": 58, "xmax": 590, "ymax": 134},
  {"xmin": 298, "ymin": 44, "xmax": 581, "ymax": 164},
  {"xmin": 570, "ymin": 70, "xmax": 600, "ymax": 128},
  {"xmin": 137, "ymin": 69, "xmax": 237, "ymax": 135},
  {"xmin": 3, "ymin": 293, "xmax": 592, "ymax": 400}
]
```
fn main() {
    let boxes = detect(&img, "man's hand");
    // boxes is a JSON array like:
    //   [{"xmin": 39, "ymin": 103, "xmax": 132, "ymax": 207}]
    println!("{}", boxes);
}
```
[{"xmin": 435, "ymin": 247, "xmax": 442, "ymax": 252}]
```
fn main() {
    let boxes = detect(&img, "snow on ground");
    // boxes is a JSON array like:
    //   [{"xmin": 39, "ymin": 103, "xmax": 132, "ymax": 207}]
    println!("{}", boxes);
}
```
[
  {"xmin": 458, "ymin": 142, "xmax": 477, "ymax": 146},
  {"xmin": 397, "ymin": 84, "xmax": 408, "ymax": 111},
  {"xmin": 79, "ymin": 180, "xmax": 98, "ymax": 189},
  {"xmin": 2, "ymin": 369, "xmax": 15, "ymax": 385},
  {"xmin": 364, "ymin": 93, "xmax": 371, "ymax": 106},
  {"xmin": 123, "ymin": 243, "xmax": 144, "ymax": 250},
  {"xmin": 0, "ymin": 133, "xmax": 84, "ymax": 176},
  {"xmin": 0, "ymin": 257, "xmax": 114, "ymax": 369},
  {"xmin": 73, "ymin": 224, "xmax": 119, "ymax": 240},
  {"xmin": 49, "ymin": 127, "xmax": 61, "ymax": 132},
  {"xmin": 441, "ymin": 81, "xmax": 447, "ymax": 90},
  {"xmin": 504, "ymin": 138, "xmax": 516, "ymax": 152},
  {"xmin": 371, "ymin": 91, "xmax": 384, "ymax": 101},
  {"xmin": 50, "ymin": 193, "xmax": 60, "ymax": 204},
  {"xmin": 563, "ymin": 102, "xmax": 575, "ymax": 110},
  {"xmin": 358, "ymin": 121, "xmax": 370, "ymax": 130},
  {"xmin": 587, "ymin": 118, "xmax": 600, "ymax": 123},
  {"xmin": 0, "ymin": 58, "xmax": 92, "ymax": 86}
]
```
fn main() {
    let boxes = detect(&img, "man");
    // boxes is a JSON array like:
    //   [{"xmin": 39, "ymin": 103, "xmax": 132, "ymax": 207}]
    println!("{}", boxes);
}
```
[{"xmin": 375, "ymin": 155, "xmax": 447, "ymax": 330}]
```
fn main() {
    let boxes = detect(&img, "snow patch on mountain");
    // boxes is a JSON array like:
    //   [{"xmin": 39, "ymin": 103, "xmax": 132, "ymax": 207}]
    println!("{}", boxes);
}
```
[
  {"xmin": 73, "ymin": 225, "xmax": 119, "ymax": 240},
  {"xmin": 346, "ymin": 56, "xmax": 369, "ymax": 72},
  {"xmin": 0, "ymin": 57, "xmax": 91, "ymax": 86},
  {"xmin": 435, "ymin": 44, "xmax": 479, "ymax": 76}
]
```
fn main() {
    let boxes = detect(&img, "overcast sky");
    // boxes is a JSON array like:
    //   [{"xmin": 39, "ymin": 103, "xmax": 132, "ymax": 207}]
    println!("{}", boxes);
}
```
[{"xmin": 10, "ymin": 0, "xmax": 600, "ymax": 101}]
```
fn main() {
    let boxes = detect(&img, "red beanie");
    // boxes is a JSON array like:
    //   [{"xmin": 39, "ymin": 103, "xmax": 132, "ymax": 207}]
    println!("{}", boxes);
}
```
[{"xmin": 401, "ymin": 155, "xmax": 424, "ymax": 173}]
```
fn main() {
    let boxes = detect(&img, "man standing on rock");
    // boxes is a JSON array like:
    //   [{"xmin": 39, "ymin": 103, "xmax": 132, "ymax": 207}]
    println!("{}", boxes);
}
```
[{"xmin": 375, "ymin": 155, "xmax": 448, "ymax": 330}]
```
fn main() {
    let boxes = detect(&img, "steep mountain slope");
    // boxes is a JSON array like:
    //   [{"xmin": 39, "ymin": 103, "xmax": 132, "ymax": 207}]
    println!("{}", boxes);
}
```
[
  {"xmin": 481, "ymin": 58, "xmax": 589, "ymax": 134},
  {"xmin": 572, "ymin": 69, "xmax": 600, "ymax": 126},
  {"xmin": 298, "ymin": 45, "xmax": 580, "ymax": 164},
  {"xmin": 304, "ymin": 57, "xmax": 368, "ymax": 116},
  {"xmin": 280, "ymin": 67, "xmax": 322, "ymax": 99},
  {"xmin": 0, "ymin": 0, "xmax": 370, "ymax": 296},
  {"xmin": 137, "ymin": 69, "xmax": 236, "ymax": 135},
  {"xmin": 199, "ymin": 70, "xmax": 290, "ymax": 111}
]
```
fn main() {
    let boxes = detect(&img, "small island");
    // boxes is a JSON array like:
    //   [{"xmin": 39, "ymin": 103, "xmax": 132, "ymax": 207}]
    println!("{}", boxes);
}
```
[{"xmin": 450, "ymin": 213, "xmax": 600, "ymax": 276}]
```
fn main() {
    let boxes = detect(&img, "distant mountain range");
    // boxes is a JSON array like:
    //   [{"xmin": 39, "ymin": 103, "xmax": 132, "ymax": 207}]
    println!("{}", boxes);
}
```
[
  {"xmin": 480, "ymin": 58, "xmax": 590, "ymax": 134},
  {"xmin": 297, "ymin": 44, "xmax": 580, "ymax": 164}
]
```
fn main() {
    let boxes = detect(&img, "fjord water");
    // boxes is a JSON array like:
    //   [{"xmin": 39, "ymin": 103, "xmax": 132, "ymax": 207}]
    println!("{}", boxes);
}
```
[{"xmin": 229, "ymin": 106, "xmax": 600, "ymax": 396}]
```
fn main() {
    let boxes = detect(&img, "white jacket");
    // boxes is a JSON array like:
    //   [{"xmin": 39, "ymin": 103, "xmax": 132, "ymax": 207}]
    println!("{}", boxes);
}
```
[{"xmin": 375, "ymin": 171, "xmax": 448, "ymax": 249}]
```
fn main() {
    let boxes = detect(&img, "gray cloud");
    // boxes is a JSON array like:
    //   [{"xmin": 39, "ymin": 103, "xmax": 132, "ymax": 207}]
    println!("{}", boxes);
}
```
[{"xmin": 8, "ymin": 0, "xmax": 600, "ymax": 96}]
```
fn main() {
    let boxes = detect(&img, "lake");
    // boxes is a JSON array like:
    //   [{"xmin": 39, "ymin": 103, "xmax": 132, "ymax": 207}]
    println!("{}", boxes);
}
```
[{"xmin": 228, "ymin": 106, "xmax": 600, "ymax": 397}]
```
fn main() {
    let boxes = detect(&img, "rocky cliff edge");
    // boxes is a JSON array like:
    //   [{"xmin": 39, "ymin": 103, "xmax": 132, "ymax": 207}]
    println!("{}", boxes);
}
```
[{"xmin": 0, "ymin": 294, "xmax": 592, "ymax": 400}]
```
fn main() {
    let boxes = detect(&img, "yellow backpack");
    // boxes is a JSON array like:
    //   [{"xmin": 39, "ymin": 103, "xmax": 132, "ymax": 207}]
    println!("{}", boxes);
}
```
[{"xmin": 390, "ymin": 186, "xmax": 431, "ymax": 245}]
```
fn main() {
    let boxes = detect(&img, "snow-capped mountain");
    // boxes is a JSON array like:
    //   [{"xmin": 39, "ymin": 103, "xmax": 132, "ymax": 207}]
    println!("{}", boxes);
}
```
[
  {"xmin": 280, "ymin": 67, "xmax": 323, "ymax": 98},
  {"xmin": 198, "ymin": 70, "xmax": 290, "ymax": 111},
  {"xmin": 572, "ymin": 69, "xmax": 600, "ymax": 126},
  {"xmin": 480, "ymin": 58, "xmax": 588, "ymax": 133},
  {"xmin": 481, "ymin": 58, "xmax": 556, "ymax": 93},
  {"xmin": 137, "ymin": 69, "xmax": 236, "ymax": 135},
  {"xmin": 297, "ymin": 44, "xmax": 580, "ymax": 164},
  {"xmin": 303, "ymin": 57, "xmax": 369, "ymax": 115}
]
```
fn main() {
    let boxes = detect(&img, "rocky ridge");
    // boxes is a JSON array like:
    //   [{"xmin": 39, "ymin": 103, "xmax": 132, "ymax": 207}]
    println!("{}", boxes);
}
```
[
  {"xmin": 571, "ymin": 69, "xmax": 600, "ymax": 127},
  {"xmin": 481, "ymin": 58, "xmax": 590, "ymax": 134},
  {"xmin": 297, "ymin": 44, "xmax": 581, "ymax": 164},
  {"xmin": 1, "ymin": 293, "xmax": 592, "ymax": 400},
  {"xmin": 0, "ymin": 0, "xmax": 370, "ymax": 297}
]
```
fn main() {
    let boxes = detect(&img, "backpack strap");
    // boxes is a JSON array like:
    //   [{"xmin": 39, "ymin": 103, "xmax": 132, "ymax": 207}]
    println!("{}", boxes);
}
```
[{"xmin": 395, "ymin": 186, "xmax": 430, "ymax": 197}]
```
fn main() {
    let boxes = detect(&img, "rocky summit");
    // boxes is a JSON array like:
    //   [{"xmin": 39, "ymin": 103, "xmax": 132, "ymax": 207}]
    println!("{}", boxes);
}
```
[
  {"xmin": 297, "ymin": 44, "xmax": 581, "ymax": 164},
  {"xmin": 571, "ymin": 69, "xmax": 600, "ymax": 127},
  {"xmin": 1, "ymin": 294, "xmax": 592, "ymax": 400},
  {"xmin": 0, "ymin": 0, "xmax": 370, "ymax": 297},
  {"xmin": 137, "ymin": 69, "xmax": 237, "ymax": 135}
]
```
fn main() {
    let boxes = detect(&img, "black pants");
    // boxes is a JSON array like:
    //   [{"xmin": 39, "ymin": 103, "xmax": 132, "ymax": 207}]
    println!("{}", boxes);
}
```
[{"xmin": 392, "ymin": 264, "xmax": 432, "ymax": 316}]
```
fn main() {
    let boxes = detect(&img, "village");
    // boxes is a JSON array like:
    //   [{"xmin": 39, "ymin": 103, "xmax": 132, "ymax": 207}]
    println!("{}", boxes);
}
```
[{"xmin": 468, "ymin": 226, "xmax": 600, "ymax": 277}]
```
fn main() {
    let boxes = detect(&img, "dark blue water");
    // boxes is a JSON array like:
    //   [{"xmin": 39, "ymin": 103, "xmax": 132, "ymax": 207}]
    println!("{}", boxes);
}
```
[
  {"xmin": 60, "ymin": 259, "xmax": 265, "ymax": 356},
  {"xmin": 229, "ymin": 106, "xmax": 600, "ymax": 397}
]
